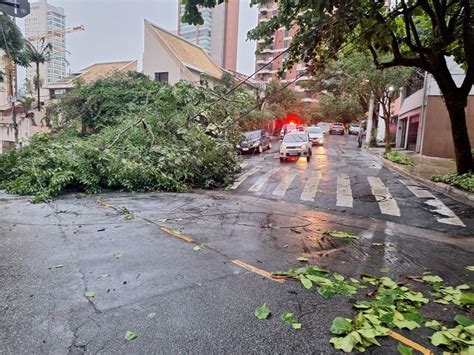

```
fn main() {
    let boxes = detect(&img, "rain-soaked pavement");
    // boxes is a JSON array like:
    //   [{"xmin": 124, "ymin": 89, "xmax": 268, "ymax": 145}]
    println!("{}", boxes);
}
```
[{"xmin": 0, "ymin": 134, "xmax": 473, "ymax": 354}]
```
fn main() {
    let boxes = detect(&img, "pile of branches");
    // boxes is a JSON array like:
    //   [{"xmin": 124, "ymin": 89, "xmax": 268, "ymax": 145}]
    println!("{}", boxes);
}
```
[{"xmin": 0, "ymin": 72, "xmax": 253, "ymax": 201}]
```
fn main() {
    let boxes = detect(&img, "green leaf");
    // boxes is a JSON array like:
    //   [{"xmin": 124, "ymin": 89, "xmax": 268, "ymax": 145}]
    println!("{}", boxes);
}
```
[
  {"xmin": 380, "ymin": 277, "xmax": 398, "ymax": 289},
  {"xmin": 330, "ymin": 331, "xmax": 362, "ymax": 353},
  {"xmin": 292, "ymin": 322, "xmax": 302, "ymax": 329},
  {"xmin": 297, "ymin": 256, "xmax": 308, "ymax": 262},
  {"xmin": 333, "ymin": 273, "xmax": 345, "ymax": 282},
  {"xmin": 330, "ymin": 317, "xmax": 353, "ymax": 335},
  {"xmin": 466, "ymin": 266, "xmax": 474, "ymax": 271},
  {"xmin": 255, "ymin": 303, "xmax": 271, "ymax": 320},
  {"xmin": 124, "ymin": 330, "xmax": 138, "ymax": 341},
  {"xmin": 431, "ymin": 331, "xmax": 452, "ymax": 346},
  {"xmin": 397, "ymin": 343, "xmax": 413, "ymax": 355},
  {"xmin": 425, "ymin": 320, "xmax": 441, "ymax": 331},
  {"xmin": 299, "ymin": 275, "xmax": 313, "ymax": 289},
  {"xmin": 325, "ymin": 230, "xmax": 358, "ymax": 240},
  {"xmin": 422, "ymin": 275, "xmax": 443, "ymax": 284},
  {"xmin": 193, "ymin": 245, "xmax": 203, "ymax": 251},
  {"xmin": 454, "ymin": 315, "xmax": 474, "ymax": 327},
  {"xmin": 459, "ymin": 292, "xmax": 474, "ymax": 306},
  {"xmin": 84, "ymin": 291, "xmax": 96, "ymax": 298}
]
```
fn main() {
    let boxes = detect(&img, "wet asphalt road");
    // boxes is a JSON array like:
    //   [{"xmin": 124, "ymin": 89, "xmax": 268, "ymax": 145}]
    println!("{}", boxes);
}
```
[
  {"xmin": 233, "ymin": 134, "xmax": 474, "ymax": 235},
  {"xmin": 0, "ymin": 134, "xmax": 473, "ymax": 354}
]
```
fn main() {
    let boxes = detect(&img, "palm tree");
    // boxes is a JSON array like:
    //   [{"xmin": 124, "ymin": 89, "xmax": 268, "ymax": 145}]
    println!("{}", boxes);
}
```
[{"xmin": 25, "ymin": 39, "xmax": 52, "ymax": 112}]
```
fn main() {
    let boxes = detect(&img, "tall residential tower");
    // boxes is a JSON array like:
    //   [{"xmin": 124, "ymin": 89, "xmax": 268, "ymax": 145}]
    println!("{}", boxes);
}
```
[
  {"xmin": 177, "ymin": 0, "xmax": 239, "ymax": 71},
  {"xmin": 24, "ymin": 0, "xmax": 66, "ymax": 97},
  {"xmin": 255, "ymin": 1, "xmax": 317, "ymax": 104}
]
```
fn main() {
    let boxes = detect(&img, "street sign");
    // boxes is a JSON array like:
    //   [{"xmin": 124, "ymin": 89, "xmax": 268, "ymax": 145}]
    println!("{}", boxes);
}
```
[{"xmin": 0, "ymin": 0, "xmax": 30, "ymax": 18}]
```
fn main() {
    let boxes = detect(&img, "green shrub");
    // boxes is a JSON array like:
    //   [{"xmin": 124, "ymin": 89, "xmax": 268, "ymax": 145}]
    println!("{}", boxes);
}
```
[
  {"xmin": 0, "ymin": 72, "xmax": 254, "ymax": 202},
  {"xmin": 384, "ymin": 151, "xmax": 413, "ymax": 166},
  {"xmin": 431, "ymin": 173, "xmax": 474, "ymax": 193}
]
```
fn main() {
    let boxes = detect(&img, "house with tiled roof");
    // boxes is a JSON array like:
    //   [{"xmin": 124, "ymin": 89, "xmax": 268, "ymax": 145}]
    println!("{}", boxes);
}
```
[
  {"xmin": 46, "ymin": 60, "xmax": 138, "ymax": 99},
  {"xmin": 143, "ymin": 20, "xmax": 223, "ymax": 86}
]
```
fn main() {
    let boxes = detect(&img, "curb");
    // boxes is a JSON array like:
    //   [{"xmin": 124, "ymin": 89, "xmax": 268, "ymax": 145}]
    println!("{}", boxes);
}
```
[{"xmin": 368, "ymin": 150, "xmax": 474, "ymax": 207}]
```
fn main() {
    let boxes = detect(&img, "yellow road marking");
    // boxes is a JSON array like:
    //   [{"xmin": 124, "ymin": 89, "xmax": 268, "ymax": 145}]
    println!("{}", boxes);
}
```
[
  {"xmin": 160, "ymin": 227, "xmax": 195, "ymax": 243},
  {"xmin": 389, "ymin": 331, "xmax": 433, "ymax": 355},
  {"xmin": 232, "ymin": 260, "xmax": 284, "ymax": 283}
]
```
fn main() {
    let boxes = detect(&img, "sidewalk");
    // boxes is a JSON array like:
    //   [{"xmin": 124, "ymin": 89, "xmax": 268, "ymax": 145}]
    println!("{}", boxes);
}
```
[{"xmin": 368, "ymin": 147, "xmax": 474, "ymax": 207}]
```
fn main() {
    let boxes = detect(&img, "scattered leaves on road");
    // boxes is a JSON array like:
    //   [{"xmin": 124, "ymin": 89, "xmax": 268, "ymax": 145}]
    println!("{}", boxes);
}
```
[
  {"xmin": 297, "ymin": 256, "xmax": 308, "ymax": 262},
  {"xmin": 466, "ymin": 266, "xmax": 474, "ymax": 272},
  {"xmin": 124, "ymin": 331, "xmax": 138, "ymax": 341},
  {"xmin": 114, "ymin": 252, "xmax": 124, "ymax": 259},
  {"xmin": 281, "ymin": 312, "xmax": 301, "ymax": 329},
  {"xmin": 324, "ymin": 230, "xmax": 358, "ymax": 240},
  {"xmin": 84, "ymin": 291, "xmax": 96, "ymax": 298},
  {"xmin": 255, "ymin": 303, "xmax": 271, "ymax": 320},
  {"xmin": 193, "ymin": 245, "xmax": 203, "ymax": 251},
  {"xmin": 430, "ymin": 315, "xmax": 474, "ymax": 352}
]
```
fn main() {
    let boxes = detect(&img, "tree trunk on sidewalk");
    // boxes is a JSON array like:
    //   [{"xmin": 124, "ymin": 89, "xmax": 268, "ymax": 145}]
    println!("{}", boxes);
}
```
[
  {"xmin": 384, "ymin": 118, "xmax": 391, "ymax": 154},
  {"xmin": 36, "ymin": 63, "xmax": 41, "ymax": 112},
  {"xmin": 444, "ymin": 97, "xmax": 473, "ymax": 174}
]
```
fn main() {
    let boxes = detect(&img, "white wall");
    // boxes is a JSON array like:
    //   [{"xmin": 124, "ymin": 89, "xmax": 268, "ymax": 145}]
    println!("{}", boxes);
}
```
[{"xmin": 142, "ymin": 22, "xmax": 183, "ymax": 85}]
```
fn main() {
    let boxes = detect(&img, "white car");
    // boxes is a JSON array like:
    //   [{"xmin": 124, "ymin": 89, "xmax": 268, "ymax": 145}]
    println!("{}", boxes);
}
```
[
  {"xmin": 279, "ymin": 131, "xmax": 312, "ymax": 162},
  {"xmin": 348, "ymin": 124, "xmax": 361, "ymax": 135},
  {"xmin": 307, "ymin": 126, "xmax": 324, "ymax": 146},
  {"xmin": 279, "ymin": 123, "xmax": 298, "ymax": 139}
]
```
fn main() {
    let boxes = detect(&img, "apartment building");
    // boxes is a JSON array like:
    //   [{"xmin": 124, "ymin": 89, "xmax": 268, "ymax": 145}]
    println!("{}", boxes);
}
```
[
  {"xmin": 177, "ymin": 0, "xmax": 239, "ymax": 71},
  {"xmin": 24, "ymin": 0, "xmax": 66, "ymax": 101}
]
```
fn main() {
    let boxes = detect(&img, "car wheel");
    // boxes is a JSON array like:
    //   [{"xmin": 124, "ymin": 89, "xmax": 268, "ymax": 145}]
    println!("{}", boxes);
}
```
[
  {"xmin": 258, "ymin": 145, "xmax": 263, "ymax": 154},
  {"xmin": 280, "ymin": 157, "xmax": 284, "ymax": 163},
  {"xmin": 307, "ymin": 155, "xmax": 311, "ymax": 162}
]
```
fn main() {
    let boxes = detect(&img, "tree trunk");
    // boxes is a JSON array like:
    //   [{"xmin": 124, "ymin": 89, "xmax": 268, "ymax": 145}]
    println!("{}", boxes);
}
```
[
  {"xmin": 384, "ymin": 118, "xmax": 391, "ymax": 153},
  {"xmin": 36, "ymin": 63, "xmax": 41, "ymax": 112},
  {"xmin": 444, "ymin": 98, "xmax": 473, "ymax": 174}
]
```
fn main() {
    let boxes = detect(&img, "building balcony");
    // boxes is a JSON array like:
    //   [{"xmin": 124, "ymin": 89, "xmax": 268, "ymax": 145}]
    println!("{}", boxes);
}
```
[
  {"xmin": 256, "ymin": 58, "xmax": 272, "ymax": 65},
  {"xmin": 261, "ymin": 47, "xmax": 274, "ymax": 54}
]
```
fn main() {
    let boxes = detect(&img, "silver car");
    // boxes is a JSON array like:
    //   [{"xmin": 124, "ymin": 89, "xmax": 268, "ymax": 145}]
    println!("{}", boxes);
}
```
[{"xmin": 307, "ymin": 126, "xmax": 324, "ymax": 146}]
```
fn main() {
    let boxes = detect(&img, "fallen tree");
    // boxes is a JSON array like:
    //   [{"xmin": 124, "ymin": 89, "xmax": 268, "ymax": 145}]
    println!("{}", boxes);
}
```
[{"xmin": 0, "ymin": 72, "xmax": 253, "ymax": 201}]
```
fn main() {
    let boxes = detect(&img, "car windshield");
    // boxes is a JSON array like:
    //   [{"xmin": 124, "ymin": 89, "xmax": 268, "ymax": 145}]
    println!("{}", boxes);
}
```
[
  {"xmin": 351, "ymin": 125, "xmax": 360, "ymax": 128},
  {"xmin": 244, "ymin": 131, "xmax": 260, "ymax": 140},
  {"xmin": 307, "ymin": 127, "xmax": 322, "ymax": 134},
  {"xmin": 283, "ymin": 133, "xmax": 307, "ymax": 143}
]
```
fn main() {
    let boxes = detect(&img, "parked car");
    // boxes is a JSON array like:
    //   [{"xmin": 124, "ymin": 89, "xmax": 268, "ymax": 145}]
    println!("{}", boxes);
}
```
[
  {"xmin": 279, "ymin": 131, "xmax": 312, "ymax": 162},
  {"xmin": 329, "ymin": 122, "xmax": 345, "ymax": 135},
  {"xmin": 236, "ymin": 129, "xmax": 271, "ymax": 154},
  {"xmin": 279, "ymin": 123, "xmax": 298, "ymax": 139},
  {"xmin": 348, "ymin": 124, "xmax": 361, "ymax": 135},
  {"xmin": 307, "ymin": 126, "xmax": 324, "ymax": 146},
  {"xmin": 316, "ymin": 122, "xmax": 330, "ymax": 135}
]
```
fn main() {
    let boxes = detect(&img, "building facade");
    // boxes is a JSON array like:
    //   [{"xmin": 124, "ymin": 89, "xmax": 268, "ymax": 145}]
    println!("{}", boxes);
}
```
[
  {"xmin": 394, "ymin": 58, "xmax": 474, "ymax": 159},
  {"xmin": 177, "ymin": 0, "xmax": 239, "ymax": 71},
  {"xmin": 255, "ymin": 1, "xmax": 317, "ymax": 105},
  {"xmin": 24, "ymin": 0, "xmax": 66, "ymax": 99}
]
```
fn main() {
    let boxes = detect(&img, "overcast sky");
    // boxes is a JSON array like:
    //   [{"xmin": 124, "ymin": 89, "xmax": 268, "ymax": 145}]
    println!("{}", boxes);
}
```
[{"xmin": 19, "ymin": 0, "xmax": 258, "ymax": 81}]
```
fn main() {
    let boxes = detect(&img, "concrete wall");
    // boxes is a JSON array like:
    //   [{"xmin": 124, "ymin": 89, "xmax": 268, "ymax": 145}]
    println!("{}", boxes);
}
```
[{"xmin": 421, "ymin": 96, "xmax": 474, "ymax": 158}]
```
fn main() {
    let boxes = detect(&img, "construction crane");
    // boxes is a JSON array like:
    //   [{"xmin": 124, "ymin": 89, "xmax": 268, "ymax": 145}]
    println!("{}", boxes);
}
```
[{"xmin": 26, "ymin": 25, "xmax": 85, "ymax": 42}]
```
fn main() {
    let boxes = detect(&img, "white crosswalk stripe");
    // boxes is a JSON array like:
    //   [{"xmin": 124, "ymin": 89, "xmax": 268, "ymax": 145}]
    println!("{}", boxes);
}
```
[
  {"xmin": 400, "ymin": 180, "xmax": 465, "ymax": 227},
  {"xmin": 336, "ymin": 173, "xmax": 353, "ymax": 208},
  {"xmin": 367, "ymin": 176, "xmax": 400, "ymax": 216},
  {"xmin": 273, "ymin": 172, "xmax": 297, "ymax": 197},
  {"xmin": 231, "ymin": 166, "xmax": 260, "ymax": 190},
  {"xmin": 300, "ymin": 171, "xmax": 322, "ymax": 202},
  {"xmin": 249, "ymin": 168, "xmax": 279, "ymax": 192}
]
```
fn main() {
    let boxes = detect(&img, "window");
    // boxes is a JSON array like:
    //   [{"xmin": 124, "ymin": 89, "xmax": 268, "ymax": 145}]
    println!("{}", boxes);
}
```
[{"xmin": 154, "ymin": 72, "xmax": 169, "ymax": 83}]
